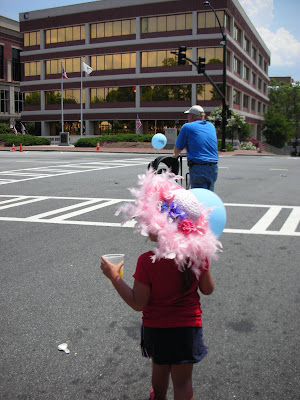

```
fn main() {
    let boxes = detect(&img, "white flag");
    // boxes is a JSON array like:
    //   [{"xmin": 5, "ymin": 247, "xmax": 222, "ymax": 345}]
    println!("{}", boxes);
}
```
[{"xmin": 82, "ymin": 61, "xmax": 93, "ymax": 74}]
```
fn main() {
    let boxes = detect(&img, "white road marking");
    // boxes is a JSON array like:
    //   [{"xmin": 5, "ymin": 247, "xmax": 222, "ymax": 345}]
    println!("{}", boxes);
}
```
[
  {"xmin": 250, "ymin": 206, "xmax": 282, "ymax": 233},
  {"xmin": 0, "ymin": 195, "xmax": 298, "ymax": 236},
  {"xmin": 0, "ymin": 158, "xmax": 153, "ymax": 185}
]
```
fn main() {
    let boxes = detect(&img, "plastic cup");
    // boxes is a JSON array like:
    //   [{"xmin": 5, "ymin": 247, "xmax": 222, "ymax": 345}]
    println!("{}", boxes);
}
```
[{"xmin": 102, "ymin": 254, "xmax": 124, "ymax": 277}]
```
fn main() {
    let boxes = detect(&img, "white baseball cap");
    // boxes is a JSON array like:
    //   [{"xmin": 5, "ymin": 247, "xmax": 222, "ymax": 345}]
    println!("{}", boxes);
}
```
[{"xmin": 184, "ymin": 105, "xmax": 205, "ymax": 115}]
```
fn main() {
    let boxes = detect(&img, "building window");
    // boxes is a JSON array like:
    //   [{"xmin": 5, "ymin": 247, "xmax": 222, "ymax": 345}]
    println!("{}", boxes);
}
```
[
  {"xmin": 264, "ymin": 60, "xmax": 268, "ymax": 73},
  {"xmin": 12, "ymin": 48, "xmax": 21, "ymax": 81},
  {"xmin": 24, "ymin": 61, "xmax": 41, "ymax": 76},
  {"xmin": 0, "ymin": 45, "xmax": 4, "ymax": 79},
  {"xmin": 91, "ymin": 19, "xmax": 136, "ymax": 38},
  {"xmin": 233, "ymin": 24, "xmax": 242, "ymax": 45},
  {"xmin": 263, "ymin": 82, "xmax": 267, "ymax": 94},
  {"xmin": 226, "ymin": 50, "xmax": 231, "ymax": 68},
  {"xmin": 198, "ymin": 48, "xmax": 223, "ymax": 64},
  {"xmin": 244, "ymin": 36, "xmax": 250, "ymax": 53},
  {"xmin": 24, "ymin": 31, "xmax": 40, "ymax": 47},
  {"xmin": 142, "ymin": 85, "xmax": 191, "ymax": 101},
  {"xmin": 142, "ymin": 49, "xmax": 192, "ymax": 67},
  {"xmin": 91, "ymin": 53, "xmax": 135, "ymax": 71},
  {"xmin": 46, "ymin": 58, "xmax": 82, "ymax": 75},
  {"xmin": 252, "ymin": 72, "xmax": 257, "ymax": 87},
  {"xmin": 224, "ymin": 12, "xmax": 231, "ymax": 33},
  {"xmin": 197, "ymin": 83, "xmax": 223, "ymax": 101},
  {"xmin": 233, "ymin": 89, "xmax": 240, "ymax": 105},
  {"xmin": 259, "ymin": 54, "xmax": 263, "ymax": 68},
  {"xmin": 251, "ymin": 98, "xmax": 256, "ymax": 111},
  {"xmin": 257, "ymin": 101, "xmax": 261, "ymax": 113},
  {"xmin": 46, "ymin": 89, "xmax": 82, "ymax": 104},
  {"xmin": 198, "ymin": 11, "xmax": 226, "ymax": 29},
  {"xmin": 91, "ymin": 87, "xmax": 135, "ymax": 103},
  {"xmin": 45, "ymin": 25, "xmax": 85, "ymax": 44},
  {"xmin": 243, "ymin": 65, "xmax": 249, "ymax": 81},
  {"xmin": 0, "ymin": 89, "xmax": 9, "ymax": 113},
  {"xmin": 263, "ymin": 104, "xmax": 266, "ymax": 113},
  {"xmin": 243, "ymin": 94, "xmax": 249, "ymax": 108},
  {"xmin": 24, "ymin": 92, "xmax": 41, "ymax": 106},
  {"xmin": 233, "ymin": 57, "xmax": 241, "ymax": 75},
  {"xmin": 142, "ymin": 13, "xmax": 192, "ymax": 33},
  {"xmin": 252, "ymin": 46, "xmax": 257, "ymax": 61},
  {"xmin": 14, "ymin": 91, "xmax": 23, "ymax": 113},
  {"xmin": 258, "ymin": 77, "xmax": 262, "ymax": 90}
]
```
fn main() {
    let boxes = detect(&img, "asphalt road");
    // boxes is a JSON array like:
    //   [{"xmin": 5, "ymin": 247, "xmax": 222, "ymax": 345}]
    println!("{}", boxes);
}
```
[{"xmin": 0, "ymin": 151, "xmax": 299, "ymax": 400}]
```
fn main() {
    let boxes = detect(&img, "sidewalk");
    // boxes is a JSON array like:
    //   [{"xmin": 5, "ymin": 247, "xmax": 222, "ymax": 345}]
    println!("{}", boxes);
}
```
[{"xmin": 0, "ymin": 144, "xmax": 277, "ymax": 156}]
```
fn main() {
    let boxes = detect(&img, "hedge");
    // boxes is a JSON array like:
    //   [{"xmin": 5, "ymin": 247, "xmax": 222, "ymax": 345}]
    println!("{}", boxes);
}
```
[
  {"xmin": 0, "ymin": 133, "xmax": 50, "ymax": 146},
  {"xmin": 74, "ymin": 134, "xmax": 153, "ymax": 147}
]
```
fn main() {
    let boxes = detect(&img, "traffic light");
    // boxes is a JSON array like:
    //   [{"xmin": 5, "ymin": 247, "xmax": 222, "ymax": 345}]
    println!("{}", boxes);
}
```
[
  {"xmin": 198, "ymin": 57, "xmax": 206, "ymax": 74},
  {"xmin": 178, "ymin": 46, "xmax": 187, "ymax": 65}
]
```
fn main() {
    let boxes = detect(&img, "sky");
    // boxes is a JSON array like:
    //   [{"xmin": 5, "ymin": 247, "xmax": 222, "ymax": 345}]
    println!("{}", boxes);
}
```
[{"xmin": 1, "ymin": 0, "xmax": 300, "ymax": 81}]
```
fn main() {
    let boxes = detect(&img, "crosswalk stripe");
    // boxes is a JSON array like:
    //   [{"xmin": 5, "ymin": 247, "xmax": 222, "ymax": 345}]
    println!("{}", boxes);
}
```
[{"xmin": 0, "ymin": 195, "xmax": 299, "ymax": 236}]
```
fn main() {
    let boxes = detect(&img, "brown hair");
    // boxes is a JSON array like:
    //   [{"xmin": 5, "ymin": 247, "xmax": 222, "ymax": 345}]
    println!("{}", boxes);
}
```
[{"xmin": 182, "ymin": 264, "xmax": 194, "ymax": 294}]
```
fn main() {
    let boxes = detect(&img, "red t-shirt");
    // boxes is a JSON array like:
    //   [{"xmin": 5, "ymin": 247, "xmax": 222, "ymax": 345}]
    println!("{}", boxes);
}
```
[{"xmin": 133, "ymin": 251, "xmax": 205, "ymax": 328}]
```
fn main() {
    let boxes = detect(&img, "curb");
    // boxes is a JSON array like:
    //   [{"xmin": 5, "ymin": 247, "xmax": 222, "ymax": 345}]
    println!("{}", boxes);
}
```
[{"xmin": 0, "ymin": 146, "xmax": 282, "ymax": 156}]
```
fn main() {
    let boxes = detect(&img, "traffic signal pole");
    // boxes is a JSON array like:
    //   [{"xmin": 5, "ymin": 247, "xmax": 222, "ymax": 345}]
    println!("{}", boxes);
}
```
[{"xmin": 172, "ymin": 46, "xmax": 228, "ymax": 151}]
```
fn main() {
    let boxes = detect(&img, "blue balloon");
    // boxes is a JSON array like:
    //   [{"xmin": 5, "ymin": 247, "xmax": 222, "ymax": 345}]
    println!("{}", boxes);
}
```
[
  {"xmin": 151, "ymin": 133, "xmax": 167, "ymax": 150},
  {"xmin": 190, "ymin": 188, "xmax": 226, "ymax": 238}
]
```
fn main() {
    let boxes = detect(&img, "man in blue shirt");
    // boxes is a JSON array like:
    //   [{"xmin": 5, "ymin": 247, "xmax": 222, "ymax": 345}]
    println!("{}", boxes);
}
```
[{"xmin": 173, "ymin": 105, "xmax": 219, "ymax": 191}]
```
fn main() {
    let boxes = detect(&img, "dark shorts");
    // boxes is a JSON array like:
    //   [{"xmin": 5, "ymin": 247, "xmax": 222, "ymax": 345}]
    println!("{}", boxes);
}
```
[{"xmin": 141, "ymin": 326, "xmax": 207, "ymax": 365}]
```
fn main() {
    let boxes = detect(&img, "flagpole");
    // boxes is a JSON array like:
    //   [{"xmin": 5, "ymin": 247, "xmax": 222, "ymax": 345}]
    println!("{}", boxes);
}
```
[
  {"xmin": 61, "ymin": 59, "xmax": 64, "ymax": 133},
  {"xmin": 80, "ymin": 58, "xmax": 83, "ymax": 137}
]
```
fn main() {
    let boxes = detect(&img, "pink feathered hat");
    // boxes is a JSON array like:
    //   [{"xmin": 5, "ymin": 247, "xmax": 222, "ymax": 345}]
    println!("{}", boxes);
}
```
[{"xmin": 116, "ymin": 168, "xmax": 221, "ymax": 277}]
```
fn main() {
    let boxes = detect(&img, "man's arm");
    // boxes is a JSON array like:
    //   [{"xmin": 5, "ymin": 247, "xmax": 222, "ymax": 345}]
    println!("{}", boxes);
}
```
[{"xmin": 173, "ymin": 146, "xmax": 182, "ymax": 158}]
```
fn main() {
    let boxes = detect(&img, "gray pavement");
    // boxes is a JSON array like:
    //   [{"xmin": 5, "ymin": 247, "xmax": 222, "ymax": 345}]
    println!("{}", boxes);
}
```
[{"xmin": 0, "ymin": 152, "xmax": 299, "ymax": 400}]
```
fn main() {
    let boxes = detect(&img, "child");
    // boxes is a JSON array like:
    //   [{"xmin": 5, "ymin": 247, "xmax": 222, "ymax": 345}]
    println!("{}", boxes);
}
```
[{"xmin": 101, "ymin": 169, "xmax": 221, "ymax": 400}]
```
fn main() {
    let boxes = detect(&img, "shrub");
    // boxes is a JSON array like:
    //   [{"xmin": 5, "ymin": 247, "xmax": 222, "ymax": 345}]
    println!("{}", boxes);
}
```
[
  {"xmin": 240, "ymin": 141, "xmax": 257, "ymax": 150},
  {"xmin": 217, "ymin": 141, "xmax": 234, "ymax": 152},
  {"xmin": 0, "ymin": 133, "xmax": 50, "ymax": 146},
  {"xmin": 74, "ymin": 134, "xmax": 153, "ymax": 147}
]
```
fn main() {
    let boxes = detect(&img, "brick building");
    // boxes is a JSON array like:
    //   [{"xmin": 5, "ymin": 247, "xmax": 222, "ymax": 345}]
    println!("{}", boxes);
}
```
[
  {"xmin": 19, "ymin": 0, "xmax": 270, "ymax": 139},
  {"xmin": 0, "ymin": 16, "xmax": 23, "ymax": 125}
]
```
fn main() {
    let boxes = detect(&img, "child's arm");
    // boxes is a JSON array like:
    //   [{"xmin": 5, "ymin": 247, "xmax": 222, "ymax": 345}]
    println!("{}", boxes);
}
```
[
  {"xmin": 101, "ymin": 256, "xmax": 151, "ymax": 311},
  {"xmin": 198, "ymin": 269, "xmax": 214, "ymax": 295}
]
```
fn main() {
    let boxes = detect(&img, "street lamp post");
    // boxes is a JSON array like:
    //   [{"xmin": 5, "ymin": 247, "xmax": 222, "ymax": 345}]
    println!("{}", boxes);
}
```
[{"xmin": 203, "ymin": 1, "xmax": 227, "ymax": 151}]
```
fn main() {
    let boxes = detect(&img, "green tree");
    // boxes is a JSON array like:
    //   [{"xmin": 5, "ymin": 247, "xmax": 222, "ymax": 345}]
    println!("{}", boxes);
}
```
[
  {"xmin": 24, "ymin": 92, "xmax": 40, "ymax": 106},
  {"xmin": 162, "ymin": 57, "xmax": 177, "ymax": 66},
  {"xmin": 263, "ymin": 111, "xmax": 294, "ymax": 147},
  {"xmin": 267, "ymin": 79, "xmax": 300, "ymax": 141},
  {"xmin": 208, "ymin": 106, "xmax": 250, "ymax": 141}
]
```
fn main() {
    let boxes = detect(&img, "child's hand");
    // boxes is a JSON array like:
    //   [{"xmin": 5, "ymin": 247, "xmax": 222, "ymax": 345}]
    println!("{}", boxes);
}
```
[{"xmin": 100, "ymin": 256, "xmax": 124, "ymax": 281}]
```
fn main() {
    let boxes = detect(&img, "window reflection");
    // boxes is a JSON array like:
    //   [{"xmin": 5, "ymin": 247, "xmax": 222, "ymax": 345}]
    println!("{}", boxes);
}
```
[
  {"xmin": 197, "ymin": 48, "xmax": 223, "ymax": 63},
  {"xmin": 24, "ymin": 31, "xmax": 40, "ymax": 47},
  {"xmin": 142, "ymin": 49, "xmax": 192, "ymax": 67},
  {"xmin": 90, "ymin": 53, "xmax": 135, "ymax": 70},
  {"xmin": 45, "ymin": 25, "xmax": 85, "ymax": 44},
  {"xmin": 91, "ymin": 18, "xmax": 135, "ymax": 39},
  {"xmin": 197, "ymin": 83, "xmax": 223, "ymax": 101},
  {"xmin": 24, "ymin": 92, "xmax": 41, "ymax": 105},
  {"xmin": 91, "ymin": 87, "xmax": 135, "ymax": 103},
  {"xmin": 197, "ymin": 11, "xmax": 226, "ymax": 29},
  {"xmin": 24, "ymin": 62, "xmax": 40, "ymax": 76},
  {"xmin": 142, "ymin": 13, "xmax": 192, "ymax": 33},
  {"xmin": 45, "ymin": 57, "xmax": 82, "ymax": 75},
  {"xmin": 45, "ymin": 89, "xmax": 83, "ymax": 104},
  {"xmin": 141, "ymin": 85, "xmax": 191, "ymax": 101}
]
